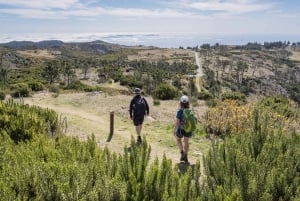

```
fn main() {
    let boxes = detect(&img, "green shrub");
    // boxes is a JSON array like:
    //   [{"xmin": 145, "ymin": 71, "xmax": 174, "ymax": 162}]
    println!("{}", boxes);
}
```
[
  {"xmin": 153, "ymin": 83, "xmax": 178, "ymax": 100},
  {"xmin": 119, "ymin": 75, "xmax": 143, "ymax": 88},
  {"xmin": 0, "ymin": 92, "xmax": 5, "ymax": 100},
  {"xmin": 153, "ymin": 99, "xmax": 160, "ymax": 106},
  {"xmin": 203, "ymin": 112, "xmax": 300, "ymax": 201},
  {"xmin": 28, "ymin": 81, "xmax": 44, "ymax": 91},
  {"xmin": 206, "ymin": 98, "xmax": 218, "ymax": 107},
  {"xmin": 48, "ymin": 85, "xmax": 60, "ymax": 94},
  {"xmin": 198, "ymin": 90, "xmax": 213, "ymax": 100},
  {"xmin": 258, "ymin": 96, "xmax": 293, "ymax": 118},
  {"xmin": 190, "ymin": 96, "xmax": 199, "ymax": 106},
  {"xmin": 11, "ymin": 83, "xmax": 30, "ymax": 98},
  {"xmin": 221, "ymin": 91, "xmax": 246, "ymax": 103},
  {"xmin": 66, "ymin": 80, "xmax": 95, "ymax": 92},
  {"xmin": 0, "ymin": 101, "xmax": 58, "ymax": 143}
]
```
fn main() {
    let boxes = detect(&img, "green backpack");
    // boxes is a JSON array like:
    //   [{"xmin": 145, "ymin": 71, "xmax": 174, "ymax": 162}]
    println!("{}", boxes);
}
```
[{"xmin": 182, "ymin": 108, "xmax": 197, "ymax": 133}]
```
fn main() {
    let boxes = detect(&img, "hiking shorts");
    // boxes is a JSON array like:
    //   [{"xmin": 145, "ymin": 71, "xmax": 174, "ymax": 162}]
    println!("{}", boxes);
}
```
[
  {"xmin": 175, "ymin": 129, "xmax": 192, "ymax": 138},
  {"xmin": 133, "ymin": 116, "xmax": 144, "ymax": 126}
]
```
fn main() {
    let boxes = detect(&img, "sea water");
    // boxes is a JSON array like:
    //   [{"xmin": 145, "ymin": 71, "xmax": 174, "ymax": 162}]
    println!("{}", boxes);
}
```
[{"xmin": 0, "ymin": 32, "xmax": 299, "ymax": 48}]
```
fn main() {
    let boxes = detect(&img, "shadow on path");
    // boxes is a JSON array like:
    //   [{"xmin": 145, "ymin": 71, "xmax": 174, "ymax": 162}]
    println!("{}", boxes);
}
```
[{"xmin": 177, "ymin": 162, "xmax": 195, "ymax": 174}]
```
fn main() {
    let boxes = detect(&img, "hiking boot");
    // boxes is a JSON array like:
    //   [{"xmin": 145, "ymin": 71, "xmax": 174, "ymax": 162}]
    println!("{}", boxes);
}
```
[
  {"xmin": 183, "ymin": 153, "xmax": 189, "ymax": 163},
  {"xmin": 180, "ymin": 151, "xmax": 185, "ymax": 161},
  {"xmin": 137, "ymin": 136, "xmax": 142, "ymax": 145}
]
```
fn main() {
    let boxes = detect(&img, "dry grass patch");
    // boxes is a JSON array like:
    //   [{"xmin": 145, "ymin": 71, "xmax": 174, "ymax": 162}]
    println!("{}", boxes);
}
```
[
  {"xmin": 127, "ymin": 48, "xmax": 194, "ymax": 63},
  {"xmin": 17, "ymin": 50, "xmax": 58, "ymax": 58},
  {"xmin": 289, "ymin": 51, "xmax": 300, "ymax": 61}
]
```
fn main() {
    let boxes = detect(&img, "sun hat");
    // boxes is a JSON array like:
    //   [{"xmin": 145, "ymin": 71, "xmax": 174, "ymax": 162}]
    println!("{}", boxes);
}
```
[
  {"xmin": 134, "ymin": 88, "xmax": 141, "ymax": 94},
  {"xmin": 180, "ymin": 95, "xmax": 189, "ymax": 103}
]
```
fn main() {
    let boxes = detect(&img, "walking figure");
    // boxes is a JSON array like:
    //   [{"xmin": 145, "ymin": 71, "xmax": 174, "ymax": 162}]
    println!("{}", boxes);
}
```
[
  {"xmin": 174, "ymin": 95, "xmax": 196, "ymax": 163},
  {"xmin": 129, "ymin": 88, "xmax": 149, "ymax": 144}
]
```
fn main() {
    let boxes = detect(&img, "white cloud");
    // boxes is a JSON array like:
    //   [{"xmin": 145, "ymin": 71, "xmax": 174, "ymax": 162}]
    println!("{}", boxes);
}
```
[
  {"xmin": 0, "ymin": 0, "xmax": 279, "ymax": 20},
  {"xmin": 0, "ymin": 3, "xmax": 201, "ymax": 19},
  {"xmin": 2, "ymin": 9, "xmax": 59, "ymax": 19},
  {"xmin": 0, "ymin": 0, "xmax": 80, "ymax": 9},
  {"xmin": 164, "ymin": 0, "xmax": 274, "ymax": 14},
  {"xmin": 1, "ymin": 0, "xmax": 299, "ymax": 36}
]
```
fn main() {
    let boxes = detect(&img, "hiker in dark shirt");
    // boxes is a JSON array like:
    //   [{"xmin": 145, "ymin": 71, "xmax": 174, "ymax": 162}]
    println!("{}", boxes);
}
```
[
  {"xmin": 174, "ymin": 95, "xmax": 192, "ymax": 163},
  {"xmin": 129, "ymin": 88, "xmax": 149, "ymax": 144}
]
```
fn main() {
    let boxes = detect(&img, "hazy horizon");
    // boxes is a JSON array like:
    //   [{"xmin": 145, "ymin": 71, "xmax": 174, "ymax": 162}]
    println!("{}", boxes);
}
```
[
  {"xmin": 0, "ymin": 32, "xmax": 299, "ymax": 48},
  {"xmin": 1, "ymin": 0, "xmax": 300, "ymax": 46}
]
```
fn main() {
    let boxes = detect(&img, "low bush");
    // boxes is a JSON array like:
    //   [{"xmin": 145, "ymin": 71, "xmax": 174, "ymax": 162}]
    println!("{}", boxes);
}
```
[
  {"xmin": 198, "ymin": 90, "xmax": 213, "ymax": 100},
  {"xmin": 153, "ymin": 99, "xmax": 160, "ymax": 106},
  {"xmin": 11, "ymin": 83, "xmax": 30, "ymax": 98},
  {"xmin": 221, "ymin": 91, "xmax": 246, "ymax": 103},
  {"xmin": 48, "ymin": 85, "xmax": 60, "ymax": 94},
  {"xmin": 0, "ymin": 91, "xmax": 5, "ymax": 100},
  {"xmin": 0, "ymin": 100, "xmax": 58, "ymax": 143},
  {"xmin": 28, "ymin": 81, "xmax": 44, "ymax": 91},
  {"xmin": 153, "ymin": 83, "xmax": 178, "ymax": 100}
]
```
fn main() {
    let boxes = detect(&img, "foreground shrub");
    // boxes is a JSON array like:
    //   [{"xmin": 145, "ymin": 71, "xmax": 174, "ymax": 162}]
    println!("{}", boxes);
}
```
[
  {"xmin": 203, "ymin": 112, "xmax": 300, "ymax": 201},
  {"xmin": 0, "ymin": 91, "xmax": 5, "ymax": 100},
  {"xmin": 204, "ymin": 100, "xmax": 254, "ymax": 136},
  {"xmin": 0, "ymin": 134, "xmax": 202, "ymax": 201},
  {"xmin": 1, "ymin": 100, "xmax": 299, "ymax": 201},
  {"xmin": 0, "ymin": 100, "xmax": 58, "ymax": 143},
  {"xmin": 204, "ymin": 96, "xmax": 300, "ymax": 136}
]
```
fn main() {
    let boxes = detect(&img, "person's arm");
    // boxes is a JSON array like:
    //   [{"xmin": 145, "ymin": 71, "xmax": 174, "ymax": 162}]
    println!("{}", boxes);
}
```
[
  {"xmin": 144, "ymin": 98, "xmax": 149, "ymax": 115},
  {"xmin": 174, "ymin": 118, "xmax": 181, "ymax": 135},
  {"xmin": 129, "ymin": 99, "xmax": 134, "ymax": 119},
  {"xmin": 174, "ymin": 110, "xmax": 181, "ymax": 135}
]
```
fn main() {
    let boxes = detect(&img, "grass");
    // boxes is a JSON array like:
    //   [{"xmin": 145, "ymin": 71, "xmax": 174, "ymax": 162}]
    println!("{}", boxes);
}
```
[
  {"xmin": 22, "ymin": 90, "xmax": 211, "ymax": 164},
  {"xmin": 289, "ymin": 51, "xmax": 300, "ymax": 61}
]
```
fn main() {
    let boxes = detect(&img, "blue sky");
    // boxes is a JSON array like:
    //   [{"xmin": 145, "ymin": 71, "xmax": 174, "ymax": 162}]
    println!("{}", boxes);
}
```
[{"xmin": 0, "ymin": 0, "xmax": 299, "ymax": 38}]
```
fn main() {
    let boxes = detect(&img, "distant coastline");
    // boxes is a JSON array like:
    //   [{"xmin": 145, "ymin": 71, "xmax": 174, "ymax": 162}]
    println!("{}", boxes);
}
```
[{"xmin": 0, "ymin": 32, "xmax": 299, "ymax": 48}]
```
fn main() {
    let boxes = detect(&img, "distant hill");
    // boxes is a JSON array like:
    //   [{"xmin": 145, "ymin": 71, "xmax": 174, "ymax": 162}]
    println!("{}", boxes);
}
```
[
  {"xmin": 63, "ymin": 40, "xmax": 123, "ymax": 55},
  {"xmin": 0, "ymin": 40, "xmax": 123, "ymax": 55},
  {"xmin": 0, "ymin": 40, "xmax": 64, "ymax": 50}
]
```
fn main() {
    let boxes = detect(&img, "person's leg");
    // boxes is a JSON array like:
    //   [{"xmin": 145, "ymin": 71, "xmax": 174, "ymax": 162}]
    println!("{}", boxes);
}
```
[
  {"xmin": 182, "ymin": 137, "xmax": 189, "ymax": 162},
  {"xmin": 136, "ymin": 124, "xmax": 142, "ymax": 136},
  {"xmin": 135, "ymin": 124, "xmax": 143, "ymax": 144},
  {"xmin": 183, "ymin": 137, "xmax": 189, "ymax": 153},
  {"xmin": 176, "ymin": 137, "xmax": 183, "ymax": 152},
  {"xmin": 175, "ymin": 130, "xmax": 185, "ymax": 161}
]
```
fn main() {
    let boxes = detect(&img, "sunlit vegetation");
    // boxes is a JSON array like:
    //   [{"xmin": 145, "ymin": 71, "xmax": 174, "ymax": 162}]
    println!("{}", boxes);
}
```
[
  {"xmin": 0, "ymin": 94, "xmax": 299, "ymax": 200},
  {"xmin": 0, "ymin": 40, "xmax": 300, "ymax": 200}
]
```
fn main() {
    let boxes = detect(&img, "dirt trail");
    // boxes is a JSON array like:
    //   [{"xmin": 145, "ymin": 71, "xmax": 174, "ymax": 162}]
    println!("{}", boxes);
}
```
[
  {"xmin": 194, "ymin": 51, "xmax": 204, "ymax": 92},
  {"xmin": 23, "ymin": 92, "xmax": 209, "ymax": 164}
]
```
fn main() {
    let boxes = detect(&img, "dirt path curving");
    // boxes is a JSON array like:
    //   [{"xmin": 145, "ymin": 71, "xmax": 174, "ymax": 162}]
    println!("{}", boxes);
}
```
[{"xmin": 23, "ymin": 91, "xmax": 209, "ymax": 165}]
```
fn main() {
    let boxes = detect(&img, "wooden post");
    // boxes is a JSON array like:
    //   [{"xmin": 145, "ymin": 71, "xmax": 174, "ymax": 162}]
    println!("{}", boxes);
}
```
[{"xmin": 110, "ymin": 111, "xmax": 114, "ymax": 136}]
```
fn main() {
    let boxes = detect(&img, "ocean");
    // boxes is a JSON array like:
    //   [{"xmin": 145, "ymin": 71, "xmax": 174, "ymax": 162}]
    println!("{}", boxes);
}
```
[{"xmin": 0, "ymin": 32, "xmax": 299, "ymax": 48}]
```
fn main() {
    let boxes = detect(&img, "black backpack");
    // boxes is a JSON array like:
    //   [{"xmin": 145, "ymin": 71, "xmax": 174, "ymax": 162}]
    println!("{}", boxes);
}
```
[{"xmin": 133, "ymin": 97, "xmax": 146, "ymax": 117}]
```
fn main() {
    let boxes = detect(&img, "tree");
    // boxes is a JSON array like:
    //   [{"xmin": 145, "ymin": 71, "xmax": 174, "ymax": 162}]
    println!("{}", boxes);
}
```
[
  {"xmin": 235, "ymin": 60, "xmax": 248, "ymax": 88},
  {"xmin": 43, "ymin": 60, "xmax": 60, "ymax": 85},
  {"xmin": 81, "ymin": 60, "xmax": 89, "ymax": 80},
  {"xmin": 0, "ymin": 54, "xmax": 9, "ymax": 88},
  {"xmin": 0, "ymin": 67, "xmax": 8, "ymax": 87},
  {"xmin": 61, "ymin": 60, "xmax": 75, "ymax": 87}
]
